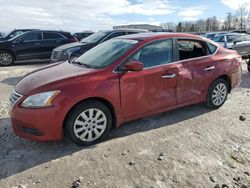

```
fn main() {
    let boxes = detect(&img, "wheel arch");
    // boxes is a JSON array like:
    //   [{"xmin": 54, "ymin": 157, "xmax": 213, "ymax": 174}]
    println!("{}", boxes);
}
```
[
  {"xmin": 62, "ymin": 97, "xmax": 117, "ymax": 131},
  {"xmin": 213, "ymin": 74, "xmax": 232, "ymax": 93},
  {"xmin": 0, "ymin": 49, "xmax": 16, "ymax": 61}
]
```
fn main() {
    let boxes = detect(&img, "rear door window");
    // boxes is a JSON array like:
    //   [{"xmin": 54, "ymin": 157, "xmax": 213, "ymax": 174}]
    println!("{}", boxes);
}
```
[
  {"xmin": 177, "ymin": 39, "xmax": 208, "ymax": 60},
  {"xmin": 243, "ymin": 34, "xmax": 250, "ymax": 41}
]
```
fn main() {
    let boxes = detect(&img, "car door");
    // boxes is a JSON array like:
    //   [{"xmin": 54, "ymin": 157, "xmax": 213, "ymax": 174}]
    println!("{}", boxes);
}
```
[
  {"xmin": 233, "ymin": 34, "xmax": 250, "ymax": 57},
  {"xmin": 232, "ymin": 35, "xmax": 248, "ymax": 56},
  {"xmin": 176, "ymin": 38, "xmax": 217, "ymax": 104},
  {"xmin": 118, "ymin": 39, "xmax": 178, "ymax": 120},
  {"xmin": 40, "ymin": 32, "xmax": 67, "ymax": 59},
  {"xmin": 13, "ymin": 31, "xmax": 43, "ymax": 60}
]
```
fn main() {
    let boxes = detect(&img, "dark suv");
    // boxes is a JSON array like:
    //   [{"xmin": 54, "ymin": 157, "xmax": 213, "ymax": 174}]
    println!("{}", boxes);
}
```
[
  {"xmin": 50, "ymin": 29, "xmax": 146, "ymax": 63},
  {"xmin": 0, "ymin": 30, "xmax": 77, "ymax": 66}
]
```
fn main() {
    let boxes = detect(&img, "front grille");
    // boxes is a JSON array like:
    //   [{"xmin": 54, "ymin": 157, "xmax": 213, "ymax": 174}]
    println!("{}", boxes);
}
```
[
  {"xmin": 51, "ymin": 50, "xmax": 62, "ymax": 60},
  {"xmin": 9, "ymin": 90, "xmax": 23, "ymax": 107}
]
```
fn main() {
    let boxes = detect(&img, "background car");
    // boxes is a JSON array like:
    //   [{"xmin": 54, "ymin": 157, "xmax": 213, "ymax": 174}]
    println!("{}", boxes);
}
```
[
  {"xmin": 212, "ymin": 33, "xmax": 250, "ymax": 72},
  {"xmin": 73, "ymin": 31, "xmax": 94, "ymax": 41},
  {"xmin": 0, "ymin": 30, "xmax": 77, "ymax": 66},
  {"xmin": 0, "ymin": 29, "xmax": 35, "ymax": 41},
  {"xmin": 11, "ymin": 33, "xmax": 242, "ymax": 145},
  {"xmin": 204, "ymin": 32, "xmax": 228, "ymax": 39},
  {"xmin": 50, "ymin": 29, "xmax": 146, "ymax": 63}
]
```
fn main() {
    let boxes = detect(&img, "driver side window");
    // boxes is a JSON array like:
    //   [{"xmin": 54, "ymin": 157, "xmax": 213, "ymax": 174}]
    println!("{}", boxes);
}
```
[
  {"xmin": 128, "ymin": 39, "xmax": 173, "ymax": 68},
  {"xmin": 20, "ymin": 32, "xmax": 42, "ymax": 42}
]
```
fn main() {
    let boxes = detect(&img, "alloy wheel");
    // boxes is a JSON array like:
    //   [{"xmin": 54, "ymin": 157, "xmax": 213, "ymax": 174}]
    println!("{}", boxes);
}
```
[{"xmin": 0, "ymin": 52, "xmax": 12, "ymax": 65}]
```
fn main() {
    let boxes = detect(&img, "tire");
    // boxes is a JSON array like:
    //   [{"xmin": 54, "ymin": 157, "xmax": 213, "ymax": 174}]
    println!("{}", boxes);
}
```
[
  {"xmin": 247, "ymin": 59, "xmax": 250, "ymax": 73},
  {"xmin": 64, "ymin": 100, "xmax": 112, "ymax": 146},
  {"xmin": 0, "ymin": 50, "xmax": 14, "ymax": 66},
  {"xmin": 206, "ymin": 78, "xmax": 228, "ymax": 109}
]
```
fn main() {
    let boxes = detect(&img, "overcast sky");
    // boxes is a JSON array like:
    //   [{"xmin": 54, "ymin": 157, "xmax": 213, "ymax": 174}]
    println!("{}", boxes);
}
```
[{"xmin": 0, "ymin": 0, "xmax": 249, "ymax": 33}]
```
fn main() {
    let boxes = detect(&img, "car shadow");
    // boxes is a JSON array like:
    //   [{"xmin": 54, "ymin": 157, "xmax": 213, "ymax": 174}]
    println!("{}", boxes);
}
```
[
  {"xmin": 13, "ymin": 60, "xmax": 50, "ymax": 66},
  {"xmin": 0, "ymin": 103, "xmax": 211, "ymax": 180}
]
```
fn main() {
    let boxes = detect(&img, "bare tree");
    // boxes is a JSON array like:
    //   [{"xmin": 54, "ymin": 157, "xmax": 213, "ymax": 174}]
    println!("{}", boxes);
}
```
[
  {"xmin": 160, "ymin": 22, "xmax": 176, "ymax": 31},
  {"xmin": 237, "ymin": 3, "xmax": 249, "ymax": 29}
]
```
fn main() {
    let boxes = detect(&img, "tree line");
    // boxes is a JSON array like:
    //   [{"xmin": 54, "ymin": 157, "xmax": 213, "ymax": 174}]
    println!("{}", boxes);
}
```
[{"xmin": 161, "ymin": 3, "xmax": 250, "ymax": 33}]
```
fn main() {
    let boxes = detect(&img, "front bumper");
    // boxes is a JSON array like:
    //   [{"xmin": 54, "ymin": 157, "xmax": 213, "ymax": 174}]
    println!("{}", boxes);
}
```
[{"xmin": 11, "ymin": 105, "xmax": 64, "ymax": 141}]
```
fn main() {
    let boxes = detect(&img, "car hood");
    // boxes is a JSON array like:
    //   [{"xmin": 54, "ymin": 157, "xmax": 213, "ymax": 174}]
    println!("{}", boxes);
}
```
[
  {"xmin": 54, "ymin": 42, "xmax": 95, "ymax": 51},
  {"xmin": 15, "ymin": 62, "xmax": 96, "ymax": 95}
]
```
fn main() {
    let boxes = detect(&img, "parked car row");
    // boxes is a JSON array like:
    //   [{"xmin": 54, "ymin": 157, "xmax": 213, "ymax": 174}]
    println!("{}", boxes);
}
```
[
  {"xmin": 10, "ymin": 33, "xmax": 242, "ymax": 145},
  {"xmin": 203, "ymin": 31, "xmax": 250, "ymax": 72},
  {"xmin": 0, "ymin": 29, "xmax": 146, "ymax": 66},
  {"xmin": 0, "ymin": 30, "xmax": 77, "ymax": 66},
  {"xmin": 51, "ymin": 29, "xmax": 146, "ymax": 63}
]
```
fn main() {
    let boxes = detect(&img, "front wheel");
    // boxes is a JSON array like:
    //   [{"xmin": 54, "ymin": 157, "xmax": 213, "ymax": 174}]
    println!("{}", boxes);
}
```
[
  {"xmin": 64, "ymin": 100, "xmax": 112, "ymax": 146},
  {"xmin": 0, "ymin": 51, "xmax": 14, "ymax": 66},
  {"xmin": 206, "ymin": 79, "xmax": 228, "ymax": 109},
  {"xmin": 247, "ymin": 59, "xmax": 250, "ymax": 73}
]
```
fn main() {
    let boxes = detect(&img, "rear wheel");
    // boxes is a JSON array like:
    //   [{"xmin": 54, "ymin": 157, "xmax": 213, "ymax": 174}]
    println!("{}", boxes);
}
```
[
  {"xmin": 206, "ymin": 79, "xmax": 228, "ymax": 109},
  {"xmin": 64, "ymin": 100, "xmax": 112, "ymax": 146},
  {"xmin": 0, "ymin": 51, "xmax": 14, "ymax": 66}
]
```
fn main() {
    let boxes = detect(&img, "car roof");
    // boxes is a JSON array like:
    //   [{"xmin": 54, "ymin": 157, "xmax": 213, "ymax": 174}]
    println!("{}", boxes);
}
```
[
  {"xmin": 214, "ymin": 33, "xmax": 239, "ymax": 37},
  {"xmin": 98, "ymin": 29, "xmax": 147, "ymax": 33},
  {"xmin": 118, "ymin": 32, "xmax": 206, "ymax": 41}
]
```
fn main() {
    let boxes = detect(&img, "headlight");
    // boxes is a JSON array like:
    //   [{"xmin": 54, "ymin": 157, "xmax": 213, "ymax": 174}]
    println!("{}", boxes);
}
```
[
  {"xmin": 63, "ymin": 47, "xmax": 80, "ymax": 57},
  {"xmin": 21, "ymin": 90, "xmax": 60, "ymax": 108}
]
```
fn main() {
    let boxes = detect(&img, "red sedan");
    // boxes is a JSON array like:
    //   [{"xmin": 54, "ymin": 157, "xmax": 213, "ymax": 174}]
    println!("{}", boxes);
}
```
[{"xmin": 10, "ymin": 33, "xmax": 242, "ymax": 145}]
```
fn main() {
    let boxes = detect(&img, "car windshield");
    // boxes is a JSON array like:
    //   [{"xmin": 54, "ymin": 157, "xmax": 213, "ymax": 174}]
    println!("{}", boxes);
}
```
[
  {"xmin": 8, "ymin": 30, "xmax": 28, "ymax": 38},
  {"xmin": 81, "ymin": 31, "xmax": 111, "ymax": 43},
  {"xmin": 213, "ymin": 35, "xmax": 236, "ymax": 42},
  {"xmin": 74, "ymin": 39, "xmax": 138, "ymax": 69},
  {"xmin": 206, "ymin": 33, "xmax": 216, "ymax": 39}
]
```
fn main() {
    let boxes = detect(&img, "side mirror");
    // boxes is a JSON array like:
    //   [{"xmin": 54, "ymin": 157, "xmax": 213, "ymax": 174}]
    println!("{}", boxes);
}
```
[{"xmin": 124, "ymin": 60, "xmax": 144, "ymax": 71}]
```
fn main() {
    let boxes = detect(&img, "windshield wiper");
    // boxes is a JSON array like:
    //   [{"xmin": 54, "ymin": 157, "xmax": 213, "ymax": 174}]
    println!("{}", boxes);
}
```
[{"xmin": 72, "ymin": 61, "xmax": 91, "ymax": 68}]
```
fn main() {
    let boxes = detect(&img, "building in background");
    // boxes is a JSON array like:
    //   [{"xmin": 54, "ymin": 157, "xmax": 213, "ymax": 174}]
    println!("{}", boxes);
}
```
[{"xmin": 113, "ymin": 24, "xmax": 163, "ymax": 31}]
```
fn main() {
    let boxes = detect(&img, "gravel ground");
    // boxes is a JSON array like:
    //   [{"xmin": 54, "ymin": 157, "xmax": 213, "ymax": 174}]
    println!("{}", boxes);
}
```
[{"xmin": 0, "ymin": 62, "xmax": 249, "ymax": 188}]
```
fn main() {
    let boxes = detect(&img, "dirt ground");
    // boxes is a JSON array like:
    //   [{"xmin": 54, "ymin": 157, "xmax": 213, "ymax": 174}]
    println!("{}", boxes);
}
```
[{"xmin": 0, "ymin": 61, "xmax": 249, "ymax": 188}]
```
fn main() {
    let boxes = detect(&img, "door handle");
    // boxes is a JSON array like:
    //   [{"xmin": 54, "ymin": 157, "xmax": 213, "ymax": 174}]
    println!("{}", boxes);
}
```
[
  {"xmin": 204, "ymin": 66, "xmax": 215, "ymax": 71},
  {"xmin": 161, "ymin": 73, "xmax": 176, "ymax": 79},
  {"xmin": 34, "ymin": 42, "xmax": 40, "ymax": 46}
]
